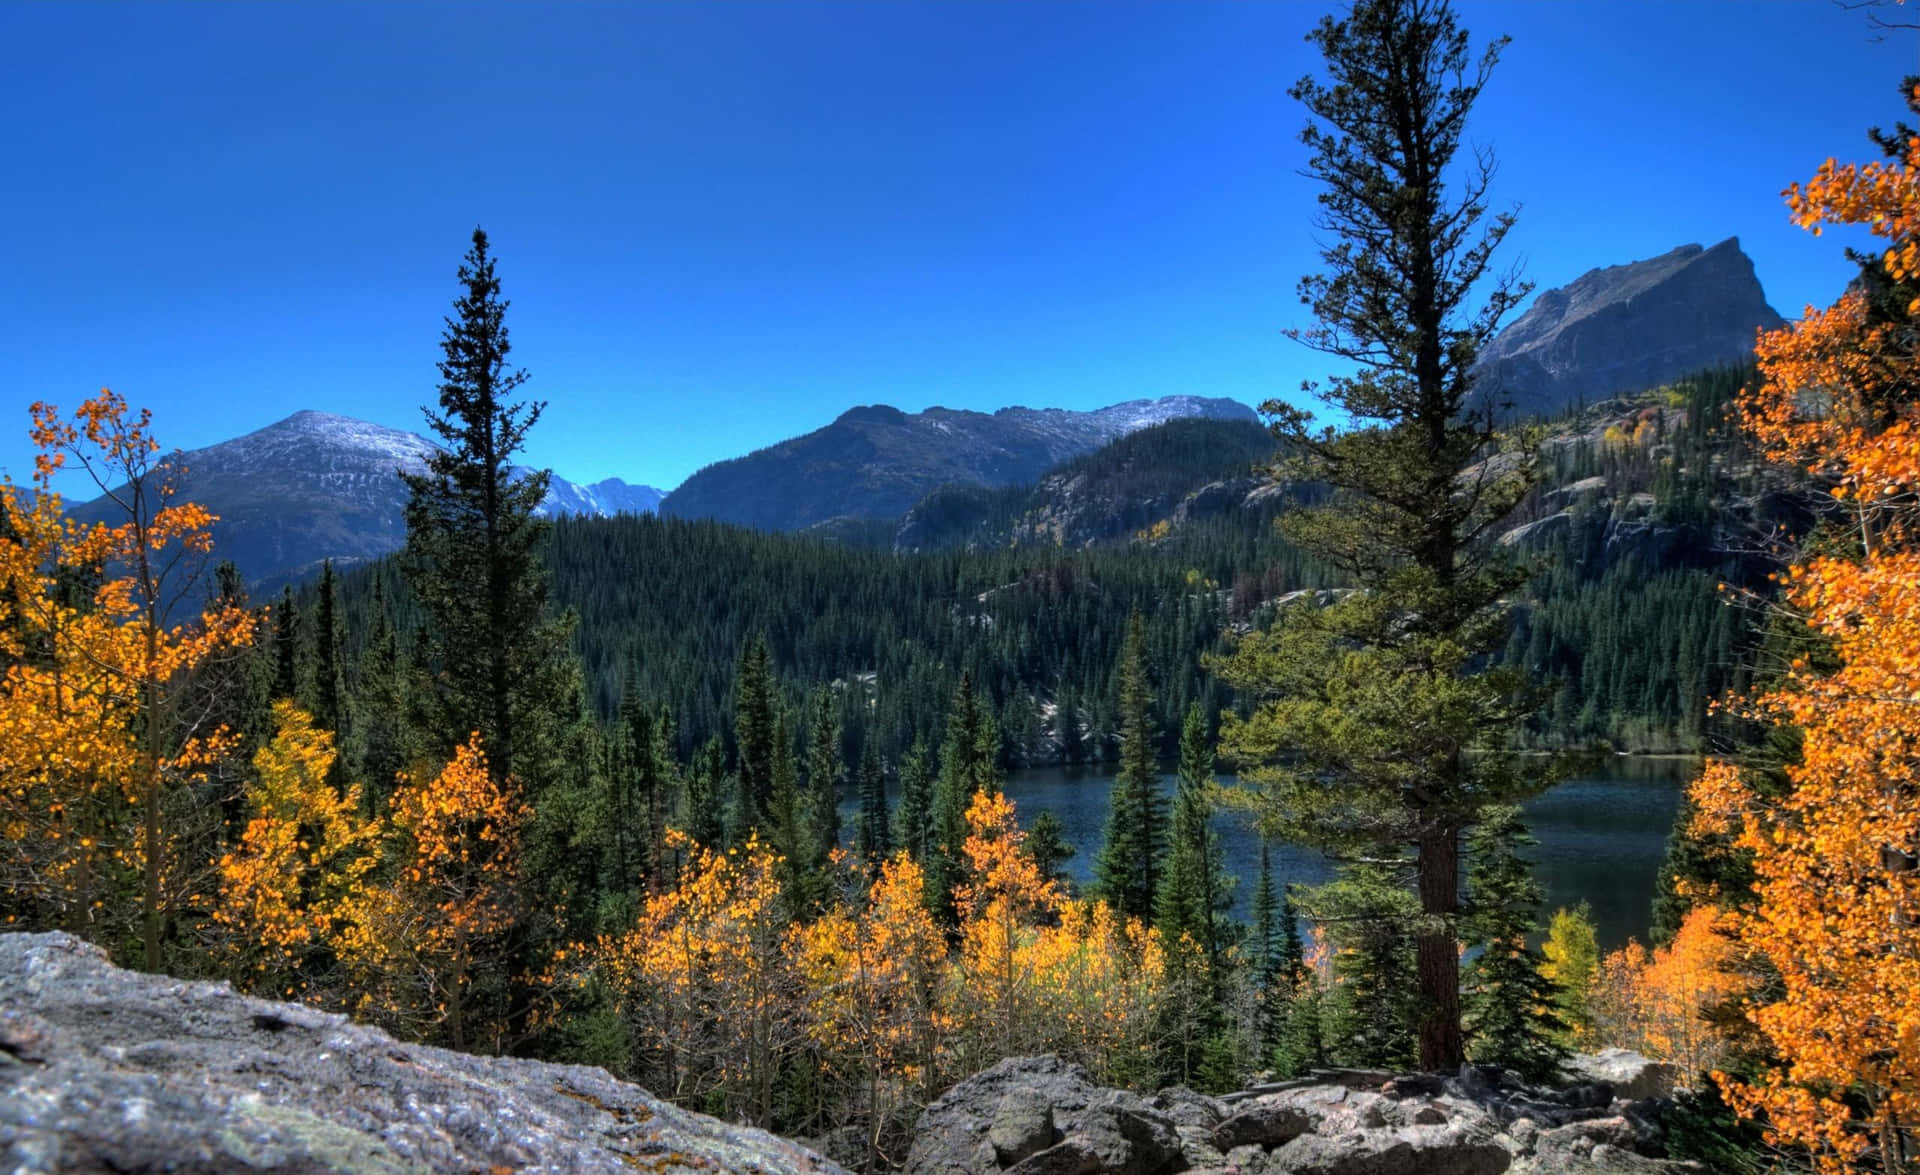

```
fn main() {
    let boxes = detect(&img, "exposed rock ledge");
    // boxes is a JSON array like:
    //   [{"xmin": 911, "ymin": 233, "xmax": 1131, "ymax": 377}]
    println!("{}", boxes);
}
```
[
  {"xmin": 906, "ymin": 1054, "xmax": 1699, "ymax": 1175},
  {"xmin": 0, "ymin": 931, "xmax": 848, "ymax": 1174}
]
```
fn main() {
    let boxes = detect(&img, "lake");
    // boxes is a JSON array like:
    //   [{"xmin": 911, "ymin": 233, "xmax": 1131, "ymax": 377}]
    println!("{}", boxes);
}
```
[{"xmin": 990, "ymin": 756, "xmax": 1694, "ymax": 950}]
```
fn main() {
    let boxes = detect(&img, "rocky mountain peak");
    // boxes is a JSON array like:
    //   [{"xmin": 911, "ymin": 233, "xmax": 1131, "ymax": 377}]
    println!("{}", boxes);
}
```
[{"xmin": 1474, "ymin": 237, "xmax": 1786, "ymax": 419}]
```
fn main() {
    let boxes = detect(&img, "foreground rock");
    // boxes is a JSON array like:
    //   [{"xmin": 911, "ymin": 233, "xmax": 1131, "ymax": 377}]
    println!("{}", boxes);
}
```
[
  {"xmin": 0, "ymin": 931, "xmax": 847, "ymax": 1174},
  {"xmin": 907, "ymin": 1056, "xmax": 1701, "ymax": 1175}
]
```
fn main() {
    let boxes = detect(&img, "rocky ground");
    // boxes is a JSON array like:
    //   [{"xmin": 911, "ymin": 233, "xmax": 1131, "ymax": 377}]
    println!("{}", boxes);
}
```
[
  {"xmin": 903, "ymin": 1054, "xmax": 1700, "ymax": 1175},
  {"xmin": 0, "ymin": 931, "xmax": 847, "ymax": 1174},
  {"xmin": 2, "ymin": 929, "xmax": 1700, "ymax": 1174}
]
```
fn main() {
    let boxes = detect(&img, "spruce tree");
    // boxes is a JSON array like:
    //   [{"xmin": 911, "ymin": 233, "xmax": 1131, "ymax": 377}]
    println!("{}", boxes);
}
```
[
  {"xmin": 1214, "ymin": 0, "xmax": 1546, "ymax": 1069},
  {"xmin": 682, "ymin": 735, "xmax": 727, "ymax": 851},
  {"xmin": 805, "ymin": 686, "xmax": 843, "ymax": 862},
  {"xmin": 311, "ymin": 560, "xmax": 345, "ymax": 738},
  {"xmin": 1095, "ymin": 612, "xmax": 1165, "ymax": 920},
  {"xmin": 926, "ymin": 673, "xmax": 988, "ymax": 921},
  {"xmin": 892, "ymin": 736, "xmax": 933, "ymax": 862},
  {"xmin": 348, "ymin": 575, "xmax": 409, "ymax": 809},
  {"xmin": 1462, "ymin": 806, "xmax": 1568, "ymax": 1080},
  {"xmin": 400, "ymin": 227, "xmax": 574, "ymax": 794},
  {"xmin": 731, "ymin": 634, "xmax": 777, "ymax": 839},
  {"xmin": 273, "ymin": 584, "xmax": 301, "ymax": 702},
  {"xmin": 854, "ymin": 739, "xmax": 890, "ymax": 864},
  {"xmin": 1156, "ymin": 702, "xmax": 1230, "ymax": 967},
  {"xmin": 1024, "ymin": 810, "xmax": 1076, "ymax": 889},
  {"xmin": 1313, "ymin": 864, "xmax": 1420, "ymax": 1071}
]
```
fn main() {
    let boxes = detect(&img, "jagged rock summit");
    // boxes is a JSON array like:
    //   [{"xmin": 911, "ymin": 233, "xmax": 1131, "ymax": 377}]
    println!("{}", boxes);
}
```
[
  {"xmin": 660, "ymin": 395, "xmax": 1261, "ymax": 533},
  {"xmin": 67, "ymin": 410, "xmax": 664, "ymax": 591},
  {"xmin": 0, "ymin": 931, "xmax": 846, "ymax": 1174},
  {"xmin": 1475, "ymin": 238, "xmax": 1786, "ymax": 419}
]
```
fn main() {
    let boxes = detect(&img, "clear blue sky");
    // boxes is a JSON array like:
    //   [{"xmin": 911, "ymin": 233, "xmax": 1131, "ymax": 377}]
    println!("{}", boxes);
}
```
[{"xmin": 1, "ymin": 2, "xmax": 1914, "ymax": 491}]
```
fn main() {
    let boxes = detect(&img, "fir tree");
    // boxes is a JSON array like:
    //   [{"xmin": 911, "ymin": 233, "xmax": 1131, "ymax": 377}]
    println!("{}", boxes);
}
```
[
  {"xmin": 1095, "ymin": 612, "xmax": 1165, "ymax": 920},
  {"xmin": 1215, "ymin": 0, "xmax": 1547, "ymax": 1069},
  {"xmin": 731, "ymin": 633, "xmax": 777, "ymax": 839},
  {"xmin": 1156, "ymin": 702, "xmax": 1230, "ymax": 968},
  {"xmin": 804, "ymin": 686, "xmax": 843, "ymax": 863},
  {"xmin": 400, "ymin": 227, "xmax": 575, "ymax": 794},
  {"xmin": 1462, "ymin": 806, "xmax": 1567, "ymax": 1081},
  {"xmin": 273, "ymin": 584, "xmax": 300, "ymax": 702},
  {"xmin": 1312, "ymin": 864, "xmax": 1420, "ymax": 1071},
  {"xmin": 853, "ymin": 739, "xmax": 890, "ymax": 864},
  {"xmin": 682, "ymin": 734, "xmax": 727, "ymax": 851},
  {"xmin": 1024, "ymin": 810, "xmax": 1076, "ymax": 889},
  {"xmin": 892, "ymin": 736, "xmax": 933, "ymax": 862},
  {"xmin": 311, "ymin": 560, "xmax": 345, "ymax": 739},
  {"xmin": 349, "ymin": 576, "xmax": 409, "ymax": 809},
  {"xmin": 926, "ymin": 673, "xmax": 988, "ymax": 922}
]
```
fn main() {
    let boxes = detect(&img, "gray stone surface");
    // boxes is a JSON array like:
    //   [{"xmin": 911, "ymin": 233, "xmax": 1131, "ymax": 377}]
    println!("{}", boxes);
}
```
[
  {"xmin": 0, "ymin": 931, "xmax": 847, "ymax": 1175},
  {"xmin": 1563, "ymin": 1050, "xmax": 1682, "ymax": 1101}
]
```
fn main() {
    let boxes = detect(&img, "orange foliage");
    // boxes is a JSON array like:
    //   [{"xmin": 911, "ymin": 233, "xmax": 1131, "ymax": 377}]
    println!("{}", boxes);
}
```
[
  {"xmin": 1592, "ymin": 908, "xmax": 1740, "ymax": 1077},
  {"xmin": 1689, "ymin": 89, "xmax": 1920, "ymax": 1172},
  {"xmin": 0, "ymin": 391, "xmax": 254, "ymax": 960},
  {"xmin": 347, "ymin": 734, "xmax": 525, "ymax": 1052},
  {"xmin": 212, "ymin": 702, "xmax": 381, "ymax": 998}
]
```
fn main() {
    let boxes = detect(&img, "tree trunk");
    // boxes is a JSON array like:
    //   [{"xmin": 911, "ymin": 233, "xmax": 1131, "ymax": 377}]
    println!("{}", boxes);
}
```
[{"xmin": 1415, "ymin": 825, "xmax": 1463, "ymax": 1070}]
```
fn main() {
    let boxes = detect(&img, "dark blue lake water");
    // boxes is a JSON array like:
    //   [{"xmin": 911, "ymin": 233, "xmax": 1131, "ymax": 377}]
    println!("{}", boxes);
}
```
[{"xmin": 848, "ymin": 756, "xmax": 1691, "ymax": 950}]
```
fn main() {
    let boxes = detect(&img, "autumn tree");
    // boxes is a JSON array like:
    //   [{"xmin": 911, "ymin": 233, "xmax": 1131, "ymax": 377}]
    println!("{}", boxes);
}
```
[
  {"xmin": 1216, "ymin": 0, "xmax": 1542, "ymax": 1069},
  {"xmin": 1541, "ymin": 903, "xmax": 1600, "ymax": 1048},
  {"xmin": 0, "ymin": 392, "xmax": 255, "ymax": 967},
  {"xmin": 211, "ymin": 701, "xmax": 380, "ymax": 1001},
  {"xmin": 351, "ymin": 734, "xmax": 526, "ymax": 1053},
  {"xmin": 1591, "ymin": 908, "xmax": 1738, "ymax": 1079},
  {"xmin": 1687, "ymin": 78, "xmax": 1920, "ymax": 1174}
]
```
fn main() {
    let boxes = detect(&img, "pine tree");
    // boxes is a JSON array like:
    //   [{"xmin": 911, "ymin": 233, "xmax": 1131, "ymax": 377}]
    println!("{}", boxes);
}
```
[
  {"xmin": 1215, "ymin": 0, "xmax": 1545, "ymax": 1069},
  {"xmin": 682, "ymin": 735, "xmax": 727, "ymax": 851},
  {"xmin": 854, "ymin": 739, "xmax": 891, "ymax": 864},
  {"xmin": 273, "ymin": 584, "xmax": 301, "ymax": 702},
  {"xmin": 1156, "ymin": 702, "xmax": 1230, "ymax": 967},
  {"xmin": 1313, "ymin": 863, "xmax": 1420, "ymax": 1071},
  {"xmin": 311, "ymin": 560, "xmax": 346, "ymax": 739},
  {"xmin": 1024, "ymin": 810, "xmax": 1076, "ymax": 889},
  {"xmin": 400, "ymin": 227, "xmax": 575, "ymax": 794},
  {"xmin": 1462, "ymin": 806, "xmax": 1567, "ymax": 1080},
  {"xmin": 348, "ymin": 576, "xmax": 409, "ymax": 809},
  {"xmin": 1095, "ymin": 612, "xmax": 1165, "ymax": 920},
  {"xmin": 892, "ymin": 736, "xmax": 933, "ymax": 862},
  {"xmin": 805, "ymin": 686, "xmax": 843, "ymax": 864},
  {"xmin": 926, "ymin": 673, "xmax": 989, "ymax": 922},
  {"xmin": 732, "ymin": 634, "xmax": 776, "ymax": 839}
]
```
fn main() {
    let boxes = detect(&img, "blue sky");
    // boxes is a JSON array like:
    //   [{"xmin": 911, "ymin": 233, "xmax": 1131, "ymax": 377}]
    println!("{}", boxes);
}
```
[{"xmin": 1, "ymin": 2, "xmax": 1914, "ymax": 491}]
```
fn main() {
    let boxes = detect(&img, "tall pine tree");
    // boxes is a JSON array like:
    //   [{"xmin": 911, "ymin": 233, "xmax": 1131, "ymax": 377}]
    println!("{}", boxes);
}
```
[
  {"xmin": 1215, "ymin": 0, "xmax": 1546, "ymax": 1069},
  {"xmin": 1095, "ymin": 612, "xmax": 1165, "ymax": 920},
  {"xmin": 1462, "ymin": 806, "xmax": 1567, "ymax": 1080},
  {"xmin": 854, "ymin": 738, "xmax": 891, "ymax": 864},
  {"xmin": 400, "ymin": 227, "xmax": 575, "ymax": 793}
]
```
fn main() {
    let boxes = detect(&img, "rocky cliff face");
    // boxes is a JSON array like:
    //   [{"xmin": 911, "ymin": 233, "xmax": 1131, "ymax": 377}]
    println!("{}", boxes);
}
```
[
  {"xmin": 0, "ymin": 932, "xmax": 846, "ymax": 1175},
  {"xmin": 1474, "ymin": 239, "xmax": 1786, "ymax": 419}
]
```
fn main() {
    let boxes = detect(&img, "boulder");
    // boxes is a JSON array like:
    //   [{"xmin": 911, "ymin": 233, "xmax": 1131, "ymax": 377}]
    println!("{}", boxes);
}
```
[
  {"xmin": 905, "ymin": 1056, "xmax": 1183, "ymax": 1175},
  {"xmin": 1266, "ymin": 1123, "xmax": 1512, "ymax": 1174},
  {"xmin": 1562, "ymin": 1051, "xmax": 1681, "ymax": 1101},
  {"xmin": 0, "ymin": 931, "xmax": 847, "ymax": 1175}
]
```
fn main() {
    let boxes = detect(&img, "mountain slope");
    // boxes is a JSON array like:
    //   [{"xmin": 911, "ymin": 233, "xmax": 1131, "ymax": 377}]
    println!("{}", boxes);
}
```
[
  {"xmin": 69, "ymin": 411, "xmax": 663, "ymax": 591},
  {"xmin": 1474, "ymin": 238, "xmax": 1786, "ymax": 418},
  {"xmin": 892, "ymin": 417, "xmax": 1281, "ymax": 551},
  {"xmin": 659, "ymin": 395, "xmax": 1260, "ymax": 532}
]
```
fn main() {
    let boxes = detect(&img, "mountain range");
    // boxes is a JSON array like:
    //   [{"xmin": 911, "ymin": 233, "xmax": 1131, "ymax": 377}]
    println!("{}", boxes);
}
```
[
  {"xmin": 68, "ymin": 411, "xmax": 664, "ymax": 591},
  {"xmin": 66, "ymin": 237, "xmax": 1790, "ymax": 590},
  {"xmin": 657, "ymin": 396, "xmax": 1260, "ymax": 533}
]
